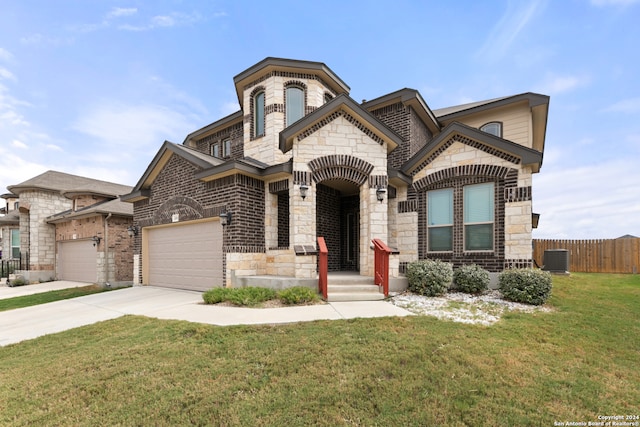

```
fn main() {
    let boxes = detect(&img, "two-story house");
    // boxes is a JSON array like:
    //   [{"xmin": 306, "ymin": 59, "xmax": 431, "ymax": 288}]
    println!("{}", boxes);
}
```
[{"xmin": 122, "ymin": 57, "xmax": 549, "ymax": 299}]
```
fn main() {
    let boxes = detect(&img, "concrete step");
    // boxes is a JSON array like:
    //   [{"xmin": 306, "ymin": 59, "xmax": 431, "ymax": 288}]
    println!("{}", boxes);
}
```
[
  {"xmin": 325, "ymin": 274, "xmax": 385, "ymax": 302},
  {"xmin": 327, "ymin": 292, "xmax": 385, "ymax": 302}
]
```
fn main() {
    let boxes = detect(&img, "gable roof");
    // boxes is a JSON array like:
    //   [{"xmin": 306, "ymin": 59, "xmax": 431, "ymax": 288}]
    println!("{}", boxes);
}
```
[
  {"xmin": 121, "ymin": 141, "xmax": 224, "ymax": 202},
  {"xmin": 46, "ymin": 198, "xmax": 132, "ymax": 223},
  {"xmin": 233, "ymin": 57, "xmax": 350, "ymax": 106},
  {"xmin": 402, "ymin": 121, "xmax": 544, "ymax": 175},
  {"xmin": 0, "ymin": 209, "xmax": 19, "ymax": 225},
  {"xmin": 7, "ymin": 170, "xmax": 132, "ymax": 198},
  {"xmin": 362, "ymin": 88, "xmax": 441, "ymax": 134},
  {"xmin": 183, "ymin": 110, "xmax": 243, "ymax": 146},
  {"xmin": 279, "ymin": 94, "xmax": 403, "ymax": 154}
]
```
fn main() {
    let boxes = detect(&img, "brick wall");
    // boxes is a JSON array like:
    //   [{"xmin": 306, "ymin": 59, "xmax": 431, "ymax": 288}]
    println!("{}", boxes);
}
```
[
  {"xmin": 195, "ymin": 121, "xmax": 244, "ymax": 160},
  {"xmin": 316, "ymin": 184, "xmax": 341, "ymax": 271}
]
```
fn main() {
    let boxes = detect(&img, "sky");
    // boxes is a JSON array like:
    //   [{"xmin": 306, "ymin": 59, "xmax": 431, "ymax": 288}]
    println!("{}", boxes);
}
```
[{"xmin": 0, "ymin": 0, "xmax": 638, "ymax": 239}]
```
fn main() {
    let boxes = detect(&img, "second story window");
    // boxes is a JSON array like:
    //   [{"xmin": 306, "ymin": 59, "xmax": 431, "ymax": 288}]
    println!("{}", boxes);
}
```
[
  {"xmin": 285, "ymin": 86, "xmax": 304, "ymax": 126},
  {"xmin": 480, "ymin": 122, "xmax": 502, "ymax": 137},
  {"xmin": 223, "ymin": 139, "xmax": 231, "ymax": 157},
  {"xmin": 210, "ymin": 143, "xmax": 220, "ymax": 158},
  {"xmin": 254, "ymin": 91, "xmax": 265, "ymax": 137}
]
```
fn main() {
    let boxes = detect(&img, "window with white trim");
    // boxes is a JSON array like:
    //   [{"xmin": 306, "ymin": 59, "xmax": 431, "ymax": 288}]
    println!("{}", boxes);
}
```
[
  {"xmin": 464, "ymin": 182, "xmax": 494, "ymax": 251},
  {"xmin": 285, "ymin": 86, "xmax": 304, "ymax": 126},
  {"xmin": 11, "ymin": 229, "xmax": 20, "ymax": 259},
  {"xmin": 427, "ymin": 188, "xmax": 454, "ymax": 252},
  {"xmin": 480, "ymin": 122, "xmax": 502, "ymax": 137},
  {"xmin": 210, "ymin": 143, "xmax": 220, "ymax": 158},
  {"xmin": 223, "ymin": 139, "xmax": 231, "ymax": 157}
]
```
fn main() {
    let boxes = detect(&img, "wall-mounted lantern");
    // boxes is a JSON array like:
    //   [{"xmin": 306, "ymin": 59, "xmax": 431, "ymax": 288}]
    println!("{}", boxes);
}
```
[
  {"xmin": 376, "ymin": 186, "xmax": 387, "ymax": 203},
  {"xmin": 220, "ymin": 211, "xmax": 232, "ymax": 226},
  {"xmin": 127, "ymin": 225, "xmax": 139, "ymax": 237},
  {"xmin": 92, "ymin": 236, "xmax": 101, "ymax": 247},
  {"xmin": 299, "ymin": 184, "xmax": 309, "ymax": 200}
]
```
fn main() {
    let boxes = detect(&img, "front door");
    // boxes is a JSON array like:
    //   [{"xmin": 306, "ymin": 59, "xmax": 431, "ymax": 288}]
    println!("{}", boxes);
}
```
[{"xmin": 340, "ymin": 195, "xmax": 359, "ymax": 271}]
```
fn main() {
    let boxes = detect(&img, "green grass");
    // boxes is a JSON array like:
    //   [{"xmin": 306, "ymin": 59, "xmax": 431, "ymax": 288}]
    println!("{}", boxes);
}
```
[
  {"xmin": 0, "ymin": 273, "xmax": 638, "ymax": 425},
  {"xmin": 0, "ymin": 285, "xmax": 111, "ymax": 312}
]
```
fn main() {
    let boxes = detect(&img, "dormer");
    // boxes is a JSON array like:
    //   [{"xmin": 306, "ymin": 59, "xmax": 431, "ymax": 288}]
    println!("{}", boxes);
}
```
[{"xmin": 233, "ymin": 58, "xmax": 350, "ymax": 165}]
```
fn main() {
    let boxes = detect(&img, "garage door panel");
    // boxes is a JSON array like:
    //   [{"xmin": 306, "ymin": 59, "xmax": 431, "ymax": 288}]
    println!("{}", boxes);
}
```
[
  {"xmin": 58, "ymin": 240, "xmax": 97, "ymax": 283},
  {"xmin": 147, "ymin": 221, "xmax": 223, "ymax": 292}
]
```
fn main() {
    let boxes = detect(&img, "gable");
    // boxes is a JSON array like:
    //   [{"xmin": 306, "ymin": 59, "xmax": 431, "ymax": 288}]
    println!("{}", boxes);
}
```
[
  {"xmin": 279, "ymin": 94, "xmax": 401, "ymax": 154},
  {"xmin": 402, "ymin": 122, "xmax": 543, "ymax": 176}
]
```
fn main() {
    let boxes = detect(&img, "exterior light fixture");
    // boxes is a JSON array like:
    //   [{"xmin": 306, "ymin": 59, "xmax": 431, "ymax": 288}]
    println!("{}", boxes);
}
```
[
  {"xmin": 127, "ymin": 225, "xmax": 139, "ymax": 237},
  {"xmin": 299, "ymin": 184, "xmax": 309, "ymax": 200},
  {"xmin": 91, "ymin": 236, "xmax": 102, "ymax": 247},
  {"xmin": 220, "ymin": 211, "xmax": 232, "ymax": 226},
  {"xmin": 376, "ymin": 186, "xmax": 386, "ymax": 202}
]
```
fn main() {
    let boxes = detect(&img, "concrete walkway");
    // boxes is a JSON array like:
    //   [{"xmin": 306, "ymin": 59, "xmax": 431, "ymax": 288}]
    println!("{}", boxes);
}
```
[{"xmin": 0, "ymin": 282, "xmax": 413, "ymax": 347}]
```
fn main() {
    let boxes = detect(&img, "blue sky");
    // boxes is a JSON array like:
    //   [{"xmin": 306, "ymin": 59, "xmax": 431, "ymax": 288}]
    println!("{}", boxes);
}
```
[{"xmin": 1, "ymin": 0, "xmax": 638, "ymax": 239}]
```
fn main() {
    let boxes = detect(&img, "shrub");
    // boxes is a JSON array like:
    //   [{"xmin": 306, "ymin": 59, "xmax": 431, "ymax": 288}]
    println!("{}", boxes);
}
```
[
  {"xmin": 227, "ymin": 287, "xmax": 277, "ymax": 306},
  {"xmin": 203, "ymin": 287, "xmax": 231, "ymax": 304},
  {"xmin": 498, "ymin": 269, "xmax": 552, "ymax": 306},
  {"xmin": 278, "ymin": 286, "xmax": 319, "ymax": 305},
  {"xmin": 406, "ymin": 259, "xmax": 453, "ymax": 297},
  {"xmin": 453, "ymin": 264, "xmax": 490, "ymax": 294}
]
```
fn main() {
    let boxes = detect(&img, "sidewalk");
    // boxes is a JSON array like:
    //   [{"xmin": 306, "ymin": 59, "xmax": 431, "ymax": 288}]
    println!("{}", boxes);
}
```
[{"xmin": 0, "ymin": 283, "xmax": 413, "ymax": 347}]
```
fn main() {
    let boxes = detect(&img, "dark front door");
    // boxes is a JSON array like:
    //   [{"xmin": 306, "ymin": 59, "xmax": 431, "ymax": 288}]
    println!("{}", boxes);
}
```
[{"xmin": 340, "ymin": 195, "xmax": 359, "ymax": 271}]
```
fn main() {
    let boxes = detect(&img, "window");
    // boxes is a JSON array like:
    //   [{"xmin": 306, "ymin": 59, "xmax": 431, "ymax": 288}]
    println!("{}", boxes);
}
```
[
  {"xmin": 464, "ymin": 183, "xmax": 494, "ymax": 251},
  {"xmin": 13, "ymin": 202, "xmax": 19, "ymax": 210},
  {"xmin": 11, "ymin": 229, "xmax": 20, "ymax": 259},
  {"xmin": 254, "ymin": 91, "xmax": 265, "ymax": 137},
  {"xmin": 480, "ymin": 122, "xmax": 502, "ymax": 137},
  {"xmin": 210, "ymin": 143, "xmax": 220, "ymax": 158},
  {"xmin": 223, "ymin": 139, "xmax": 231, "ymax": 157},
  {"xmin": 427, "ymin": 188, "xmax": 453, "ymax": 252},
  {"xmin": 285, "ymin": 86, "xmax": 304, "ymax": 126},
  {"xmin": 324, "ymin": 93, "xmax": 333, "ymax": 104}
]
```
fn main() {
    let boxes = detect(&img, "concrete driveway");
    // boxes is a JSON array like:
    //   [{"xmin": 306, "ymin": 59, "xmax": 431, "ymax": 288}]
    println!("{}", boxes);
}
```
[{"xmin": 0, "ymin": 282, "xmax": 412, "ymax": 347}]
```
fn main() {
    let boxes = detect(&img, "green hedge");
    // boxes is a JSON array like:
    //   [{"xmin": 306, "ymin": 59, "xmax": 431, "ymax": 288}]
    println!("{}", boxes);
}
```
[
  {"xmin": 203, "ymin": 286, "xmax": 318, "ymax": 306},
  {"xmin": 498, "ymin": 269, "xmax": 552, "ymax": 306},
  {"xmin": 453, "ymin": 264, "xmax": 490, "ymax": 294},
  {"xmin": 406, "ymin": 259, "xmax": 453, "ymax": 297}
]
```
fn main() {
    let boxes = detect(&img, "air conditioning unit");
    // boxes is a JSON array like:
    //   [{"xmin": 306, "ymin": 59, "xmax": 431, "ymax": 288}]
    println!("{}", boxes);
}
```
[{"xmin": 543, "ymin": 249, "xmax": 570, "ymax": 274}]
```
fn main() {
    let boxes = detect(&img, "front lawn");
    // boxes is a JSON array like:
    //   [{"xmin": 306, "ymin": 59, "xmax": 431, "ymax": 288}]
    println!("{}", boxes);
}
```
[
  {"xmin": 0, "ymin": 273, "xmax": 638, "ymax": 425},
  {"xmin": 0, "ymin": 285, "xmax": 111, "ymax": 312}
]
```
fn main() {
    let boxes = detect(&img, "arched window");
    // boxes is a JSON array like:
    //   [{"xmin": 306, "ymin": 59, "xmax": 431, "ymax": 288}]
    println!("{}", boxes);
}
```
[
  {"xmin": 324, "ymin": 92, "xmax": 333, "ymax": 104},
  {"xmin": 285, "ymin": 86, "xmax": 304, "ymax": 126},
  {"xmin": 254, "ymin": 91, "xmax": 265, "ymax": 137},
  {"xmin": 480, "ymin": 122, "xmax": 502, "ymax": 137}
]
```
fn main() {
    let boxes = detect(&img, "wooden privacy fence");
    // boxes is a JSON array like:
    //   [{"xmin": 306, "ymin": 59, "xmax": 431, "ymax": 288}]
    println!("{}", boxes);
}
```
[{"xmin": 533, "ymin": 238, "xmax": 640, "ymax": 274}]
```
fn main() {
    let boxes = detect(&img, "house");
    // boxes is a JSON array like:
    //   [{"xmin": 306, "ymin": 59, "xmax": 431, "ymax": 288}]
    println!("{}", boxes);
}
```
[
  {"xmin": 0, "ymin": 193, "xmax": 21, "ymax": 262},
  {"xmin": 122, "ymin": 57, "xmax": 549, "ymax": 298},
  {"xmin": 5, "ymin": 171, "xmax": 134, "ymax": 285}
]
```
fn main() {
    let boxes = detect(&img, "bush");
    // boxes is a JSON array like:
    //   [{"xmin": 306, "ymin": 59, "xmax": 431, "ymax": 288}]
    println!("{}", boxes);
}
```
[
  {"xmin": 203, "ymin": 287, "xmax": 231, "ymax": 304},
  {"xmin": 498, "ymin": 269, "xmax": 552, "ymax": 306},
  {"xmin": 406, "ymin": 259, "xmax": 453, "ymax": 297},
  {"xmin": 453, "ymin": 264, "xmax": 490, "ymax": 294},
  {"xmin": 278, "ymin": 286, "xmax": 319, "ymax": 305},
  {"xmin": 227, "ymin": 287, "xmax": 277, "ymax": 306}
]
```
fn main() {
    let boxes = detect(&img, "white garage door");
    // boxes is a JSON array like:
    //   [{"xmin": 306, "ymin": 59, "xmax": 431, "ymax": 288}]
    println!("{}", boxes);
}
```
[
  {"xmin": 58, "ymin": 240, "xmax": 97, "ymax": 283},
  {"xmin": 147, "ymin": 220, "xmax": 223, "ymax": 291}
]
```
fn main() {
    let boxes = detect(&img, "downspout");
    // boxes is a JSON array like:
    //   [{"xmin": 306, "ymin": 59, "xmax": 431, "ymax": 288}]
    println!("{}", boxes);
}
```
[{"xmin": 104, "ymin": 213, "xmax": 112, "ymax": 287}]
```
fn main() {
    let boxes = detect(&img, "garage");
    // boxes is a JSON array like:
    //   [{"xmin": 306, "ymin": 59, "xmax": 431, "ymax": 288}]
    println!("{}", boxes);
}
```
[
  {"xmin": 146, "ymin": 220, "xmax": 223, "ymax": 291},
  {"xmin": 58, "ymin": 240, "xmax": 97, "ymax": 283}
]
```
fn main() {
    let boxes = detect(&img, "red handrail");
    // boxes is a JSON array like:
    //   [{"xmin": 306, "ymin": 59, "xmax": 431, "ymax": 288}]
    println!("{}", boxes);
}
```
[
  {"xmin": 372, "ymin": 239, "xmax": 391, "ymax": 297},
  {"xmin": 317, "ymin": 237, "xmax": 328, "ymax": 300}
]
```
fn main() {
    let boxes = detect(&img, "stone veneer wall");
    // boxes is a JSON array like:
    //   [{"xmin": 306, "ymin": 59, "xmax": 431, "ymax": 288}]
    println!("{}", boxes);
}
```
[
  {"xmin": 18, "ymin": 190, "xmax": 71, "ymax": 271},
  {"xmin": 132, "ymin": 154, "xmax": 265, "ymax": 286}
]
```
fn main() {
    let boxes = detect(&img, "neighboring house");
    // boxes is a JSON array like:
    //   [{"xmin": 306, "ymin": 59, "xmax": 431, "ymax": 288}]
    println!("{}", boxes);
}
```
[
  {"xmin": 6, "ymin": 171, "xmax": 134, "ymax": 284},
  {"xmin": 0, "ymin": 193, "xmax": 21, "ymax": 261},
  {"xmin": 122, "ymin": 57, "xmax": 549, "ymax": 296}
]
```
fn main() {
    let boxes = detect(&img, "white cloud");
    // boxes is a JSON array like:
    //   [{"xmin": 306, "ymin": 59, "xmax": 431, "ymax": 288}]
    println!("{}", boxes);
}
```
[
  {"xmin": 107, "ymin": 7, "xmax": 138, "ymax": 19},
  {"xmin": 45, "ymin": 144, "xmax": 63, "ymax": 151},
  {"xmin": 535, "ymin": 73, "xmax": 590, "ymax": 95},
  {"xmin": 118, "ymin": 12, "xmax": 203, "ymax": 31},
  {"xmin": 602, "ymin": 97, "xmax": 640, "ymax": 114},
  {"xmin": 0, "ymin": 48, "xmax": 13, "ymax": 62},
  {"xmin": 475, "ymin": 0, "xmax": 548, "ymax": 62},
  {"xmin": 11, "ymin": 139, "xmax": 27, "ymax": 149},
  {"xmin": 71, "ymin": 102, "xmax": 197, "ymax": 151},
  {"xmin": 533, "ymin": 159, "xmax": 640, "ymax": 239},
  {"xmin": 0, "ymin": 67, "xmax": 16, "ymax": 81}
]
